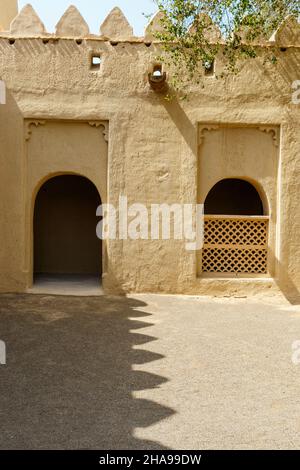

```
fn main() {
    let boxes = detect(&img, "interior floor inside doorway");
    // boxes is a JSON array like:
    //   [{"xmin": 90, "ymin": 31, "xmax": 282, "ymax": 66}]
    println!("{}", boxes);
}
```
[{"xmin": 29, "ymin": 274, "xmax": 104, "ymax": 296}]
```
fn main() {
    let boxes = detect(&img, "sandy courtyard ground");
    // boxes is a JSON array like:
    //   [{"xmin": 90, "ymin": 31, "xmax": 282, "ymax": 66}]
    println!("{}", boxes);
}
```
[{"xmin": 0, "ymin": 292, "xmax": 300, "ymax": 450}]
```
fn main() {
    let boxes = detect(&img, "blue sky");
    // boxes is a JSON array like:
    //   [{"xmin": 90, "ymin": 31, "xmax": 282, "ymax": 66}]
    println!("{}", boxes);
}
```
[{"xmin": 18, "ymin": 0, "xmax": 156, "ymax": 36}]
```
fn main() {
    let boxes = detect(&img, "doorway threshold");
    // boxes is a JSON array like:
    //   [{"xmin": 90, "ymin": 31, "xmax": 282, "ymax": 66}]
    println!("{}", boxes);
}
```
[{"xmin": 28, "ymin": 274, "xmax": 104, "ymax": 297}]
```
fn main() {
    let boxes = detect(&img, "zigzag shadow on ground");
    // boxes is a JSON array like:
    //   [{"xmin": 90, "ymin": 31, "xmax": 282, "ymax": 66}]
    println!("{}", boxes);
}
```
[{"xmin": 0, "ymin": 294, "xmax": 175, "ymax": 450}]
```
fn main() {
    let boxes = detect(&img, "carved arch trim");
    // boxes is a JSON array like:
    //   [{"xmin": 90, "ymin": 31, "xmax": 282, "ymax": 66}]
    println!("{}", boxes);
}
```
[
  {"xmin": 25, "ymin": 119, "xmax": 109, "ymax": 143},
  {"xmin": 198, "ymin": 125, "xmax": 219, "ymax": 146},
  {"xmin": 25, "ymin": 120, "xmax": 46, "ymax": 141},
  {"xmin": 88, "ymin": 121, "xmax": 109, "ymax": 143},
  {"xmin": 258, "ymin": 126, "xmax": 279, "ymax": 148}
]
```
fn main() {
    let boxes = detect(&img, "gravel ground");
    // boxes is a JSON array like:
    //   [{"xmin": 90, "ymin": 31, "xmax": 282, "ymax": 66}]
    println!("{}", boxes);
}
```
[{"xmin": 0, "ymin": 292, "xmax": 300, "ymax": 450}]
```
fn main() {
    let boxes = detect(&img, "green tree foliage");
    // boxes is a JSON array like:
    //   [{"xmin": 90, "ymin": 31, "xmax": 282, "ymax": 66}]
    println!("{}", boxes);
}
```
[{"xmin": 154, "ymin": 0, "xmax": 300, "ymax": 89}]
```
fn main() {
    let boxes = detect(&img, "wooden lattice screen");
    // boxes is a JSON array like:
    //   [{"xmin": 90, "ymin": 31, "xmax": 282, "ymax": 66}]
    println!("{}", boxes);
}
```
[{"xmin": 202, "ymin": 215, "xmax": 269, "ymax": 275}]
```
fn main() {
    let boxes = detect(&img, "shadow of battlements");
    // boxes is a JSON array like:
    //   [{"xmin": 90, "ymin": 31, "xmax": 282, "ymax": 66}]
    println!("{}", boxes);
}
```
[{"xmin": 0, "ymin": 294, "xmax": 175, "ymax": 450}]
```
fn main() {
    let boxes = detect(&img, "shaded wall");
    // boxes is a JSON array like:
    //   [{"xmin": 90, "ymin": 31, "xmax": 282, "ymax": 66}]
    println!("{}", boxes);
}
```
[{"xmin": 0, "ymin": 91, "xmax": 24, "ymax": 291}]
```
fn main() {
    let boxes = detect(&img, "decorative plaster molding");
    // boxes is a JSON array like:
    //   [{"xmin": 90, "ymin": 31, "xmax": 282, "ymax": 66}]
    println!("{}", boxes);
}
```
[
  {"xmin": 88, "ymin": 121, "xmax": 109, "ymax": 142},
  {"xmin": 258, "ymin": 126, "xmax": 279, "ymax": 147},
  {"xmin": 25, "ymin": 120, "xmax": 46, "ymax": 141},
  {"xmin": 198, "ymin": 125, "xmax": 219, "ymax": 145},
  {"xmin": 25, "ymin": 120, "xmax": 109, "ymax": 142}
]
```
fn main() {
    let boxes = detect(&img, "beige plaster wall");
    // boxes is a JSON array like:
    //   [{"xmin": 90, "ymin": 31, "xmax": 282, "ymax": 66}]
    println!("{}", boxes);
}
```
[
  {"xmin": 0, "ymin": 24, "xmax": 299, "ymax": 300},
  {"xmin": 0, "ymin": 0, "xmax": 17, "ymax": 31}
]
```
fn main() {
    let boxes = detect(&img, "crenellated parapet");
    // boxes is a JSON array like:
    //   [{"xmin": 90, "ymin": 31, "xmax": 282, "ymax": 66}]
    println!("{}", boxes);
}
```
[{"xmin": 0, "ymin": 3, "xmax": 299, "ymax": 47}]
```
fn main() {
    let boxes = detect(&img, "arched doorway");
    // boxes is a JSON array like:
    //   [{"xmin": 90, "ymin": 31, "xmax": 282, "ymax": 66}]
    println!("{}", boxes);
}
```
[
  {"xmin": 34, "ymin": 175, "xmax": 102, "ymax": 287},
  {"xmin": 202, "ymin": 179, "xmax": 269, "ymax": 275},
  {"xmin": 204, "ymin": 179, "xmax": 264, "ymax": 216}
]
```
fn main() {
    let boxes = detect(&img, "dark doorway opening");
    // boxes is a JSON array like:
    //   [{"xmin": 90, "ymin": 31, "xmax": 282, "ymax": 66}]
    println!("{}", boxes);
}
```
[
  {"xmin": 204, "ymin": 179, "xmax": 264, "ymax": 216},
  {"xmin": 34, "ymin": 175, "xmax": 102, "ymax": 285}
]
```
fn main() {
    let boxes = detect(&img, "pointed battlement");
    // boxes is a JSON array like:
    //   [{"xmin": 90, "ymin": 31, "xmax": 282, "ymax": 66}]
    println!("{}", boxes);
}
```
[
  {"xmin": 144, "ymin": 11, "xmax": 166, "ymax": 42},
  {"xmin": 10, "ymin": 4, "xmax": 45, "ymax": 36},
  {"xmin": 270, "ymin": 15, "xmax": 300, "ymax": 46},
  {"xmin": 100, "ymin": 7, "xmax": 133, "ymax": 40},
  {"xmin": 188, "ymin": 13, "xmax": 222, "ymax": 42},
  {"xmin": 0, "ymin": 4, "xmax": 298, "ymax": 47},
  {"xmin": 56, "ymin": 6, "xmax": 89, "ymax": 37}
]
